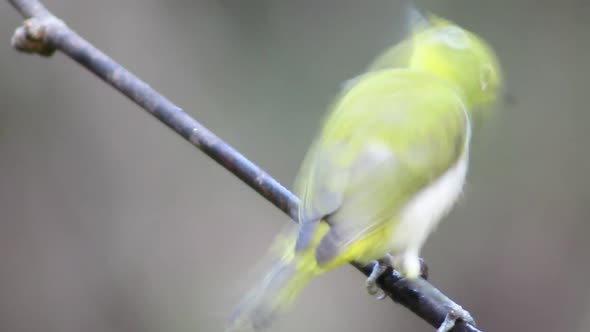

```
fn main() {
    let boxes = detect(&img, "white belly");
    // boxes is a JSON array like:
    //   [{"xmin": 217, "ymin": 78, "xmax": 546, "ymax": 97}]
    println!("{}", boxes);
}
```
[{"xmin": 391, "ymin": 152, "xmax": 469, "ymax": 253}]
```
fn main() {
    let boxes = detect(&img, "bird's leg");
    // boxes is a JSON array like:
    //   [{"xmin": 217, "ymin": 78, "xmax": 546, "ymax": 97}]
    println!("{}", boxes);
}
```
[
  {"xmin": 365, "ymin": 255, "xmax": 393, "ymax": 299},
  {"xmin": 436, "ymin": 305, "xmax": 476, "ymax": 332}
]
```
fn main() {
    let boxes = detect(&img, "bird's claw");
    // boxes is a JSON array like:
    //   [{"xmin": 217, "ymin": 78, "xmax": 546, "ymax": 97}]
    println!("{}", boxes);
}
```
[
  {"xmin": 365, "ymin": 258, "xmax": 390, "ymax": 300},
  {"xmin": 365, "ymin": 279, "xmax": 382, "ymax": 296},
  {"xmin": 436, "ymin": 305, "xmax": 476, "ymax": 332}
]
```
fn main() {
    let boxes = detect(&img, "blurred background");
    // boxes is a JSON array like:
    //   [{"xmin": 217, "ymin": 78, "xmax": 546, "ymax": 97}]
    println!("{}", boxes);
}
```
[{"xmin": 1, "ymin": 0, "xmax": 589, "ymax": 331}]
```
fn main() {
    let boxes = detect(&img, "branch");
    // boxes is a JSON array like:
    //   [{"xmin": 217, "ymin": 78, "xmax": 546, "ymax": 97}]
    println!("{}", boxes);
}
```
[{"xmin": 6, "ymin": 1, "xmax": 482, "ymax": 331}]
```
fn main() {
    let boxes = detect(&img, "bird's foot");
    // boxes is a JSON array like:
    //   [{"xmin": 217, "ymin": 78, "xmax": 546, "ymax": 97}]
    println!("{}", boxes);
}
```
[
  {"xmin": 436, "ymin": 305, "xmax": 475, "ymax": 332},
  {"xmin": 365, "ymin": 256, "xmax": 392, "ymax": 300}
]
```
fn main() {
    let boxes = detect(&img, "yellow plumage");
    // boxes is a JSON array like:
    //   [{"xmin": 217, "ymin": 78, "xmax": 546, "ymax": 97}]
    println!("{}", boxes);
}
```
[{"xmin": 228, "ymin": 13, "xmax": 501, "ymax": 331}]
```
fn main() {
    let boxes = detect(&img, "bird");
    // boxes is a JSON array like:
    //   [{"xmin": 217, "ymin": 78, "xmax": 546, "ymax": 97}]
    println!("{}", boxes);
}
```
[{"xmin": 227, "ymin": 13, "xmax": 502, "ymax": 332}]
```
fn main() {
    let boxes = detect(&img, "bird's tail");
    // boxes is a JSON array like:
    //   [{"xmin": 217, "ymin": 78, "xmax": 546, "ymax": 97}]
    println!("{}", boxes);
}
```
[{"xmin": 227, "ymin": 223, "xmax": 330, "ymax": 331}]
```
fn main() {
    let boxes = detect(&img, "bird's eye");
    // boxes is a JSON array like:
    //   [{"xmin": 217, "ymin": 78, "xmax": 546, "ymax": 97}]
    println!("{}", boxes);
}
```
[{"xmin": 433, "ymin": 26, "xmax": 469, "ymax": 49}]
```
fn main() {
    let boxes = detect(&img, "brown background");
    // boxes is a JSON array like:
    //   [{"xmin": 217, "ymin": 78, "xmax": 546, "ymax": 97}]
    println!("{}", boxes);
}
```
[{"xmin": 1, "ymin": 0, "xmax": 589, "ymax": 331}]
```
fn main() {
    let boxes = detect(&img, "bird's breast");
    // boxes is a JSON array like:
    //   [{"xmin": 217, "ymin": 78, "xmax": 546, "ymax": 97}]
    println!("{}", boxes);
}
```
[{"xmin": 391, "ymin": 151, "xmax": 469, "ymax": 253}]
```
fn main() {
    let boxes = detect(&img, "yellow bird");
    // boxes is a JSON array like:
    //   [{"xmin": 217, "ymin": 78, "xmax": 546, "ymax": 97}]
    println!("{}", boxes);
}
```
[{"xmin": 228, "ymin": 13, "xmax": 501, "ymax": 332}]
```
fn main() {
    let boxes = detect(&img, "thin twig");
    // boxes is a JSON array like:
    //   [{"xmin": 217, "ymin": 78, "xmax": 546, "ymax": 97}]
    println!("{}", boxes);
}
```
[{"xmin": 6, "ymin": 1, "xmax": 482, "ymax": 331}]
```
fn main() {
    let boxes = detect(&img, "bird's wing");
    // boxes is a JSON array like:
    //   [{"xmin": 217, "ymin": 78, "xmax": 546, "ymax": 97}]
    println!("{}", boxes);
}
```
[{"xmin": 294, "ymin": 70, "xmax": 470, "ymax": 264}]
